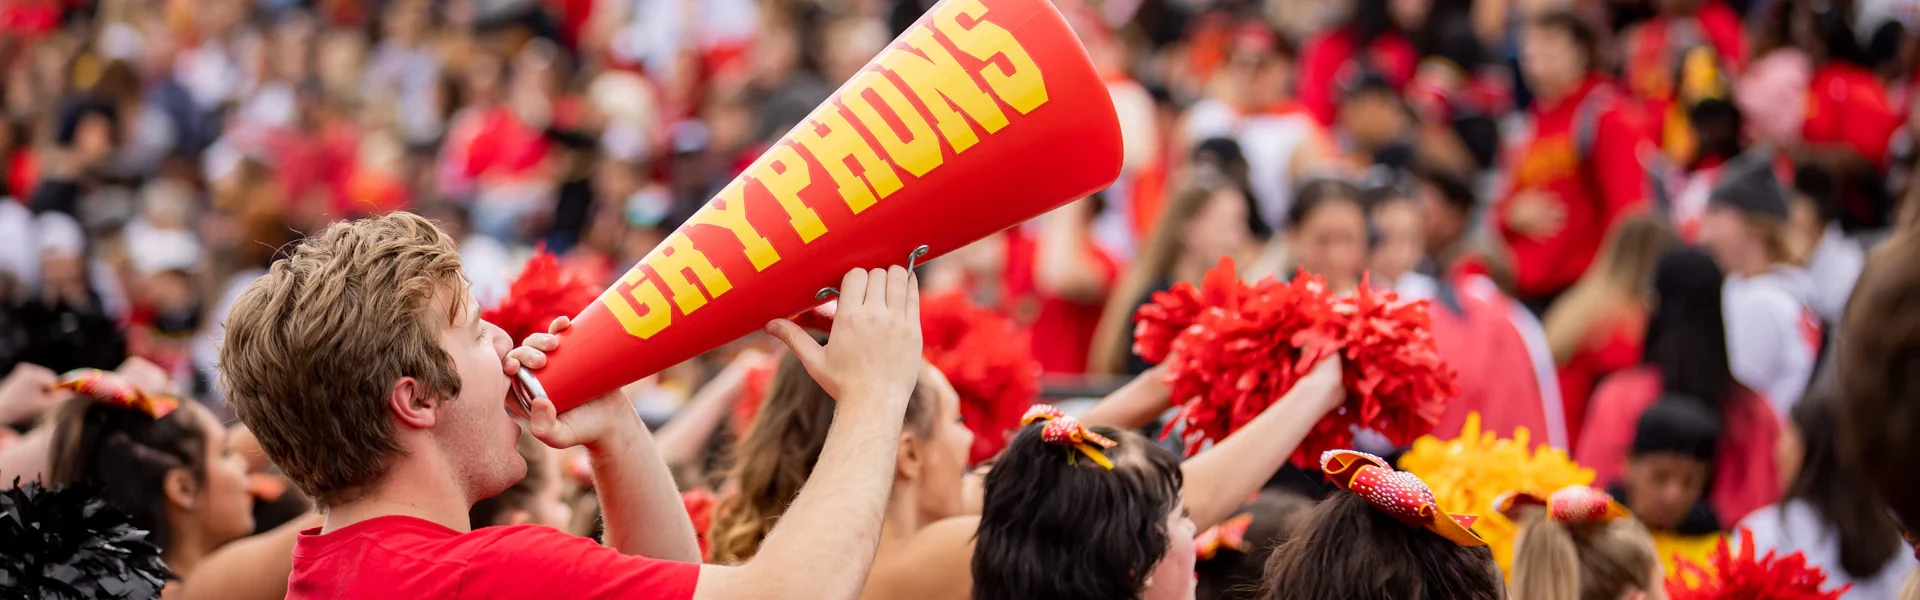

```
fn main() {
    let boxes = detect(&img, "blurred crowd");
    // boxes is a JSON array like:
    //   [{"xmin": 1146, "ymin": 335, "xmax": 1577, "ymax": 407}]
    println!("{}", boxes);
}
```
[{"xmin": 2, "ymin": 0, "xmax": 1920, "ymax": 596}]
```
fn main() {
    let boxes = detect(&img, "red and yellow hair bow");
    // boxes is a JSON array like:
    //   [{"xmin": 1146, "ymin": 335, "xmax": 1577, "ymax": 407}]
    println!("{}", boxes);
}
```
[
  {"xmin": 1021, "ymin": 404, "xmax": 1117, "ymax": 470},
  {"xmin": 55, "ymin": 369, "xmax": 181, "ymax": 420},
  {"xmin": 1321, "ymin": 449, "xmax": 1486, "ymax": 547},
  {"xmin": 1494, "ymin": 485, "xmax": 1631, "ymax": 526}
]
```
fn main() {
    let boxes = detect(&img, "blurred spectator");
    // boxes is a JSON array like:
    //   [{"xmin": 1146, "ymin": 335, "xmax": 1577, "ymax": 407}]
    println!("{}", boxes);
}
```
[
  {"xmin": 1576, "ymin": 247, "xmax": 1781, "ymax": 526},
  {"xmin": 1091, "ymin": 182, "xmax": 1256, "ymax": 375},
  {"xmin": 1297, "ymin": 0, "xmax": 1428, "ymax": 126},
  {"xmin": 1744, "ymin": 382, "xmax": 1916, "ymax": 597},
  {"xmin": 1789, "ymin": 162, "xmax": 1867, "ymax": 326},
  {"xmin": 1617, "ymin": 395, "xmax": 1724, "ymax": 535},
  {"xmin": 1696, "ymin": 150, "xmax": 1820, "ymax": 414},
  {"xmin": 1543, "ymin": 217, "xmax": 1679, "ymax": 448},
  {"xmin": 1499, "ymin": 11, "xmax": 1655, "ymax": 314}
]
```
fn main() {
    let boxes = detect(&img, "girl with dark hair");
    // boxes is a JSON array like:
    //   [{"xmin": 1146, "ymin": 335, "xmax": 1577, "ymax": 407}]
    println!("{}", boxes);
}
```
[
  {"xmin": 1247, "ymin": 179, "xmax": 1369, "ymax": 291},
  {"xmin": 1741, "ymin": 383, "xmax": 1917, "ymax": 596},
  {"xmin": 1259, "ymin": 451, "xmax": 1503, "ymax": 600},
  {"xmin": 46, "ymin": 370, "xmax": 255, "ymax": 588},
  {"xmin": 1575, "ymin": 247, "xmax": 1783, "ymax": 526},
  {"xmin": 971, "ymin": 407, "xmax": 1191, "ymax": 600},
  {"xmin": 715, "ymin": 339, "xmax": 1346, "ymax": 600}
]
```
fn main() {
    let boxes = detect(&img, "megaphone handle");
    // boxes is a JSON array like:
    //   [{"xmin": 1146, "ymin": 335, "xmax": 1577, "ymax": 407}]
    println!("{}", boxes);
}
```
[
  {"xmin": 816, "ymin": 245, "xmax": 931, "ymax": 300},
  {"xmin": 509, "ymin": 368, "xmax": 546, "ymax": 419}
]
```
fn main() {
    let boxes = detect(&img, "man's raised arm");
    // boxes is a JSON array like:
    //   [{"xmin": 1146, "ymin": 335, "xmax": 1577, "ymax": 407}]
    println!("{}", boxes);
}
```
[{"xmin": 694, "ymin": 266, "xmax": 923, "ymax": 600}]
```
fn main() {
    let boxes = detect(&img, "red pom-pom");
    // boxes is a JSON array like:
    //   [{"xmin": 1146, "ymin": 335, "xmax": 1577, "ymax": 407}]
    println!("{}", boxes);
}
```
[
  {"xmin": 730, "ymin": 357, "xmax": 780, "ymax": 436},
  {"xmin": 1140, "ymin": 259, "xmax": 1456, "ymax": 466},
  {"xmin": 919, "ymin": 292, "xmax": 1041, "ymax": 464},
  {"xmin": 482, "ymin": 247, "xmax": 601, "ymax": 346},
  {"xmin": 1667, "ymin": 528, "xmax": 1852, "ymax": 600},
  {"xmin": 682, "ymin": 488, "xmax": 718, "ymax": 559}
]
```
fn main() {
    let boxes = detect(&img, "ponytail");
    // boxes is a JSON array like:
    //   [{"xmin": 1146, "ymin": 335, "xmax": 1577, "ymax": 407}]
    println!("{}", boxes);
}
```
[
  {"xmin": 1510, "ymin": 515, "xmax": 1582, "ymax": 600},
  {"xmin": 1508, "ymin": 511, "xmax": 1660, "ymax": 600}
]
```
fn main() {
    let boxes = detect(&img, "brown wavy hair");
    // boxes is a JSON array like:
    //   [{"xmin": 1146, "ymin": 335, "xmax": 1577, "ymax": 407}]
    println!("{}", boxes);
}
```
[
  {"xmin": 706, "ymin": 345, "xmax": 934, "ymax": 563},
  {"xmin": 219, "ymin": 212, "xmax": 468, "ymax": 508}
]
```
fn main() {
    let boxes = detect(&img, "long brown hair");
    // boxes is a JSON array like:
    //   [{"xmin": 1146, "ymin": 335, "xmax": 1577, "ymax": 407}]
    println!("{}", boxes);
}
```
[
  {"xmin": 1541, "ymin": 216, "xmax": 1677, "ymax": 364},
  {"xmin": 1090, "ymin": 183, "xmax": 1237, "ymax": 374},
  {"xmin": 707, "ymin": 344, "xmax": 934, "ymax": 563},
  {"xmin": 1508, "ymin": 512, "xmax": 1659, "ymax": 600}
]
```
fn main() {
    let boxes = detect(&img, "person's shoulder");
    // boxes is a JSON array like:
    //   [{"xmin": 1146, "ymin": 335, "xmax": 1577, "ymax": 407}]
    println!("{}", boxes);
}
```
[
  {"xmin": 871, "ymin": 517, "xmax": 979, "ymax": 600},
  {"xmin": 901, "ymin": 516, "xmax": 979, "ymax": 559}
]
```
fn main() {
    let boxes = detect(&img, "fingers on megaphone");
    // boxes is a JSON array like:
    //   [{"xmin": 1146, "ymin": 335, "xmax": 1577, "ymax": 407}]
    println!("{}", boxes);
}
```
[{"xmin": 816, "ymin": 245, "xmax": 931, "ymax": 301}]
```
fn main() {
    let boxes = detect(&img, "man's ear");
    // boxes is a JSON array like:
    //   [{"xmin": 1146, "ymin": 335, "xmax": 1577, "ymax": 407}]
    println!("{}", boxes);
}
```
[
  {"xmin": 389, "ymin": 376, "xmax": 438, "ymax": 430},
  {"xmin": 163, "ymin": 467, "xmax": 198, "ymax": 511},
  {"xmin": 896, "ymin": 432, "xmax": 923, "ymax": 481}
]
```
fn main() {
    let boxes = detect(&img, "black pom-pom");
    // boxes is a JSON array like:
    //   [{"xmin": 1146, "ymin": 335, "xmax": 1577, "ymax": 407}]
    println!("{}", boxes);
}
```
[{"xmin": 0, "ymin": 477, "xmax": 171, "ymax": 599}]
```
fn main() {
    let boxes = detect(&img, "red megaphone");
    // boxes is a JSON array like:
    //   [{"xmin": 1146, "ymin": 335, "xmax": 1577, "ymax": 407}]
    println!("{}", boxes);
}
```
[{"xmin": 520, "ymin": 0, "xmax": 1123, "ymax": 412}]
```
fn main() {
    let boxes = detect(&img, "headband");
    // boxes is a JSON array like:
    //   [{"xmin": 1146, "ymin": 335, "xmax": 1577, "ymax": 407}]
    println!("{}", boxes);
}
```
[
  {"xmin": 55, "ymin": 369, "xmax": 180, "ymax": 420},
  {"xmin": 1321, "ymin": 449, "xmax": 1485, "ymax": 547},
  {"xmin": 1020, "ymin": 405, "xmax": 1117, "ymax": 470},
  {"xmin": 1494, "ymin": 485, "xmax": 1630, "ymax": 526}
]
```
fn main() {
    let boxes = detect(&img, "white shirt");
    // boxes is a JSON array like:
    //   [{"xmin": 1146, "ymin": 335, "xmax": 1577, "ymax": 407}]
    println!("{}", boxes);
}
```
[
  {"xmin": 1741, "ymin": 501, "xmax": 1918, "ymax": 599},
  {"xmin": 1723, "ymin": 266, "xmax": 1820, "ymax": 416},
  {"xmin": 1803, "ymin": 224, "xmax": 1865, "ymax": 325}
]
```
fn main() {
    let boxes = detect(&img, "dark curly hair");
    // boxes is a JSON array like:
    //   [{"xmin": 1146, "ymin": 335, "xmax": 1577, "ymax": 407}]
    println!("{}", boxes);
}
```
[
  {"xmin": 972, "ymin": 422, "xmax": 1184, "ymax": 600},
  {"xmin": 1260, "ymin": 491, "xmax": 1502, "ymax": 600}
]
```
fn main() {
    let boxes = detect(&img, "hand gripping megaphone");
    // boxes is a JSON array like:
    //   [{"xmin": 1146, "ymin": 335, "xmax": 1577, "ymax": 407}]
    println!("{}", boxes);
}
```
[{"xmin": 515, "ymin": 0, "xmax": 1123, "ymax": 413}]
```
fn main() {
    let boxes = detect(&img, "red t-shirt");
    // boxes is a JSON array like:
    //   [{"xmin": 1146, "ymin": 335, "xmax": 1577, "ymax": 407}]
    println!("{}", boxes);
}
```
[
  {"xmin": 289, "ymin": 516, "xmax": 700, "ymax": 599},
  {"xmin": 1000, "ymin": 230, "xmax": 1118, "ymax": 374}
]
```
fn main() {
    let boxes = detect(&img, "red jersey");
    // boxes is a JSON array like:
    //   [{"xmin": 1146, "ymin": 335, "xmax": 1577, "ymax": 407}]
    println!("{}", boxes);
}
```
[
  {"xmin": 1001, "ymin": 230, "xmax": 1118, "ymax": 374},
  {"xmin": 1574, "ymin": 367, "xmax": 1780, "ymax": 524},
  {"xmin": 1296, "ymin": 28, "xmax": 1419, "ymax": 126},
  {"xmin": 289, "ymin": 516, "xmax": 700, "ymax": 600},
  {"xmin": 1803, "ymin": 63, "xmax": 1901, "ymax": 168},
  {"xmin": 1498, "ymin": 78, "xmax": 1653, "ymax": 298}
]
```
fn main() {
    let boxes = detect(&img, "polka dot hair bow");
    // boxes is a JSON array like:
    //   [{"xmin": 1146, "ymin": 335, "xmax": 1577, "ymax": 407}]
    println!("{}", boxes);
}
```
[
  {"xmin": 55, "ymin": 369, "xmax": 180, "ymax": 420},
  {"xmin": 1320, "ymin": 449, "xmax": 1486, "ymax": 547},
  {"xmin": 1020, "ymin": 404, "xmax": 1117, "ymax": 470},
  {"xmin": 1493, "ymin": 485, "xmax": 1630, "ymax": 526}
]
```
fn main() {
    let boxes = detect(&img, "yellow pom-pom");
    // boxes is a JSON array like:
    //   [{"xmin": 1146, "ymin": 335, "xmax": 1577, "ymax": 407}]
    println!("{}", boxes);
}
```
[{"xmin": 1399, "ymin": 412, "xmax": 1596, "ymax": 576}]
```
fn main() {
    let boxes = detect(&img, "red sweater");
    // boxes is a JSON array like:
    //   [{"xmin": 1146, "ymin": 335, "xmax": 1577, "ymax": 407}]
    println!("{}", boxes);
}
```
[
  {"xmin": 1574, "ymin": 367, "xmax": 1781, "ymax": 525},
  {"xmin": 1498, "ymin": 78, "xmax": 1652, "ymax": 298}
]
